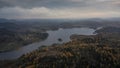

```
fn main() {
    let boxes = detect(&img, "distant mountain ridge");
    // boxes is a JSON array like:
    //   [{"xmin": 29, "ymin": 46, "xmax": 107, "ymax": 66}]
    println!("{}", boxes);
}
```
[
  {"xmin": 0, "ymin": 18, "xmax": 15, "ymax": 23},
  {"xmin": 1, "ymin": 17, "xmax": 120, "ymax": 23}
]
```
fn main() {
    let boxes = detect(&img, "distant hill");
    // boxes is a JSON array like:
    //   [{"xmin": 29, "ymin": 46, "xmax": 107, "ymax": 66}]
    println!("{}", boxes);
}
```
[{"xmin": 0, "ymin": 18, "xmax": 15, "ymax": 23}]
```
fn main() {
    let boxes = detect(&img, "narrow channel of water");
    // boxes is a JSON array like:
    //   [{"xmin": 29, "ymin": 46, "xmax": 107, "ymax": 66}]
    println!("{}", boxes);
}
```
[{"xmin": 0, "ymin": 28, "xmax": 95, "ymax": 60}]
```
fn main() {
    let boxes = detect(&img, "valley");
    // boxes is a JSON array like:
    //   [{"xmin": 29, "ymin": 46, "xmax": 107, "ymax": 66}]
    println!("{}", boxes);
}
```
[{"xmin": 0, "ymin": 18, "xmax": 120, "ymax": 68}]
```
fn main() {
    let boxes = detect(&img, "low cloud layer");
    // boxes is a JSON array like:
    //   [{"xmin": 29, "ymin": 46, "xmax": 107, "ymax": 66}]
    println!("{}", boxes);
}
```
[{"xmin": 0, "ymin": 0, "xmax": 120, "ymax": 19}]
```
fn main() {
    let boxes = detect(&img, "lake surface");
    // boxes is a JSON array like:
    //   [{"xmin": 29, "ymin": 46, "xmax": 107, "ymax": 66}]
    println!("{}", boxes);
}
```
[{"xmin": 0, "ymin": 28, "xmax": 95, "ymax": 60}]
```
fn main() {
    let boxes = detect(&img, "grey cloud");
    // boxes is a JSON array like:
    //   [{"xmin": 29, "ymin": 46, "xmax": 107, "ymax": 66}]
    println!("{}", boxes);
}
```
[
  {"xmin": 0, "ymin": 0, "xmax": 120, "ymax": 19},
  {"xmin": 0, "ymin": 0, "xmax": 11, "ymax": 8},
  {"xmin": 0, "ymin": 0, "xmax": 113, "ymax": 8},
  {"xmin": 0, "ymin": 0, "xmax": 119, "ymax": 9},
  {"xmin": 0, "ymin": 0, "xmax": 87, "ymax": 8}
]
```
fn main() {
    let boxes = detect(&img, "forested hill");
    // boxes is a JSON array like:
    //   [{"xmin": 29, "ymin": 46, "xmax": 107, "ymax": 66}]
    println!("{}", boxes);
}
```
[{"xmin": 0, "ymin": 22, "xmax": 48, "ymax": 52}]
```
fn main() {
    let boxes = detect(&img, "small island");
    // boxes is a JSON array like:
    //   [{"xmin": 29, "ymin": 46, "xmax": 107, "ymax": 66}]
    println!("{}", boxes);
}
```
[{"xmin": 58, "ymin": 38, "xmax": 62, "ymax": 42}]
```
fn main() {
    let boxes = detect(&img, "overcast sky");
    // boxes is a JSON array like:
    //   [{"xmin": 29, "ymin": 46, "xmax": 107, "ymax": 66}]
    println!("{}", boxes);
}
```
[{"xmin": 0, "ymin": 0, "xmax": 120, "ymax": 19}]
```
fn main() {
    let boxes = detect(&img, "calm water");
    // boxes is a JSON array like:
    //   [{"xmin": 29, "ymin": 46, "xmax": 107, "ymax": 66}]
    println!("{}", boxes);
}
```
[{"xmin": 0, "ymin": 28, "xmax": 95, "ymax": 60}]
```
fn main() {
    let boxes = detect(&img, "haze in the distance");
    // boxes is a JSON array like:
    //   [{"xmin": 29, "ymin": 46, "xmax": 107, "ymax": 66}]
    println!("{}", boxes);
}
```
[{"xmin": 0, "ymin": 0, "xmax": 120, "ymax": 19}]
